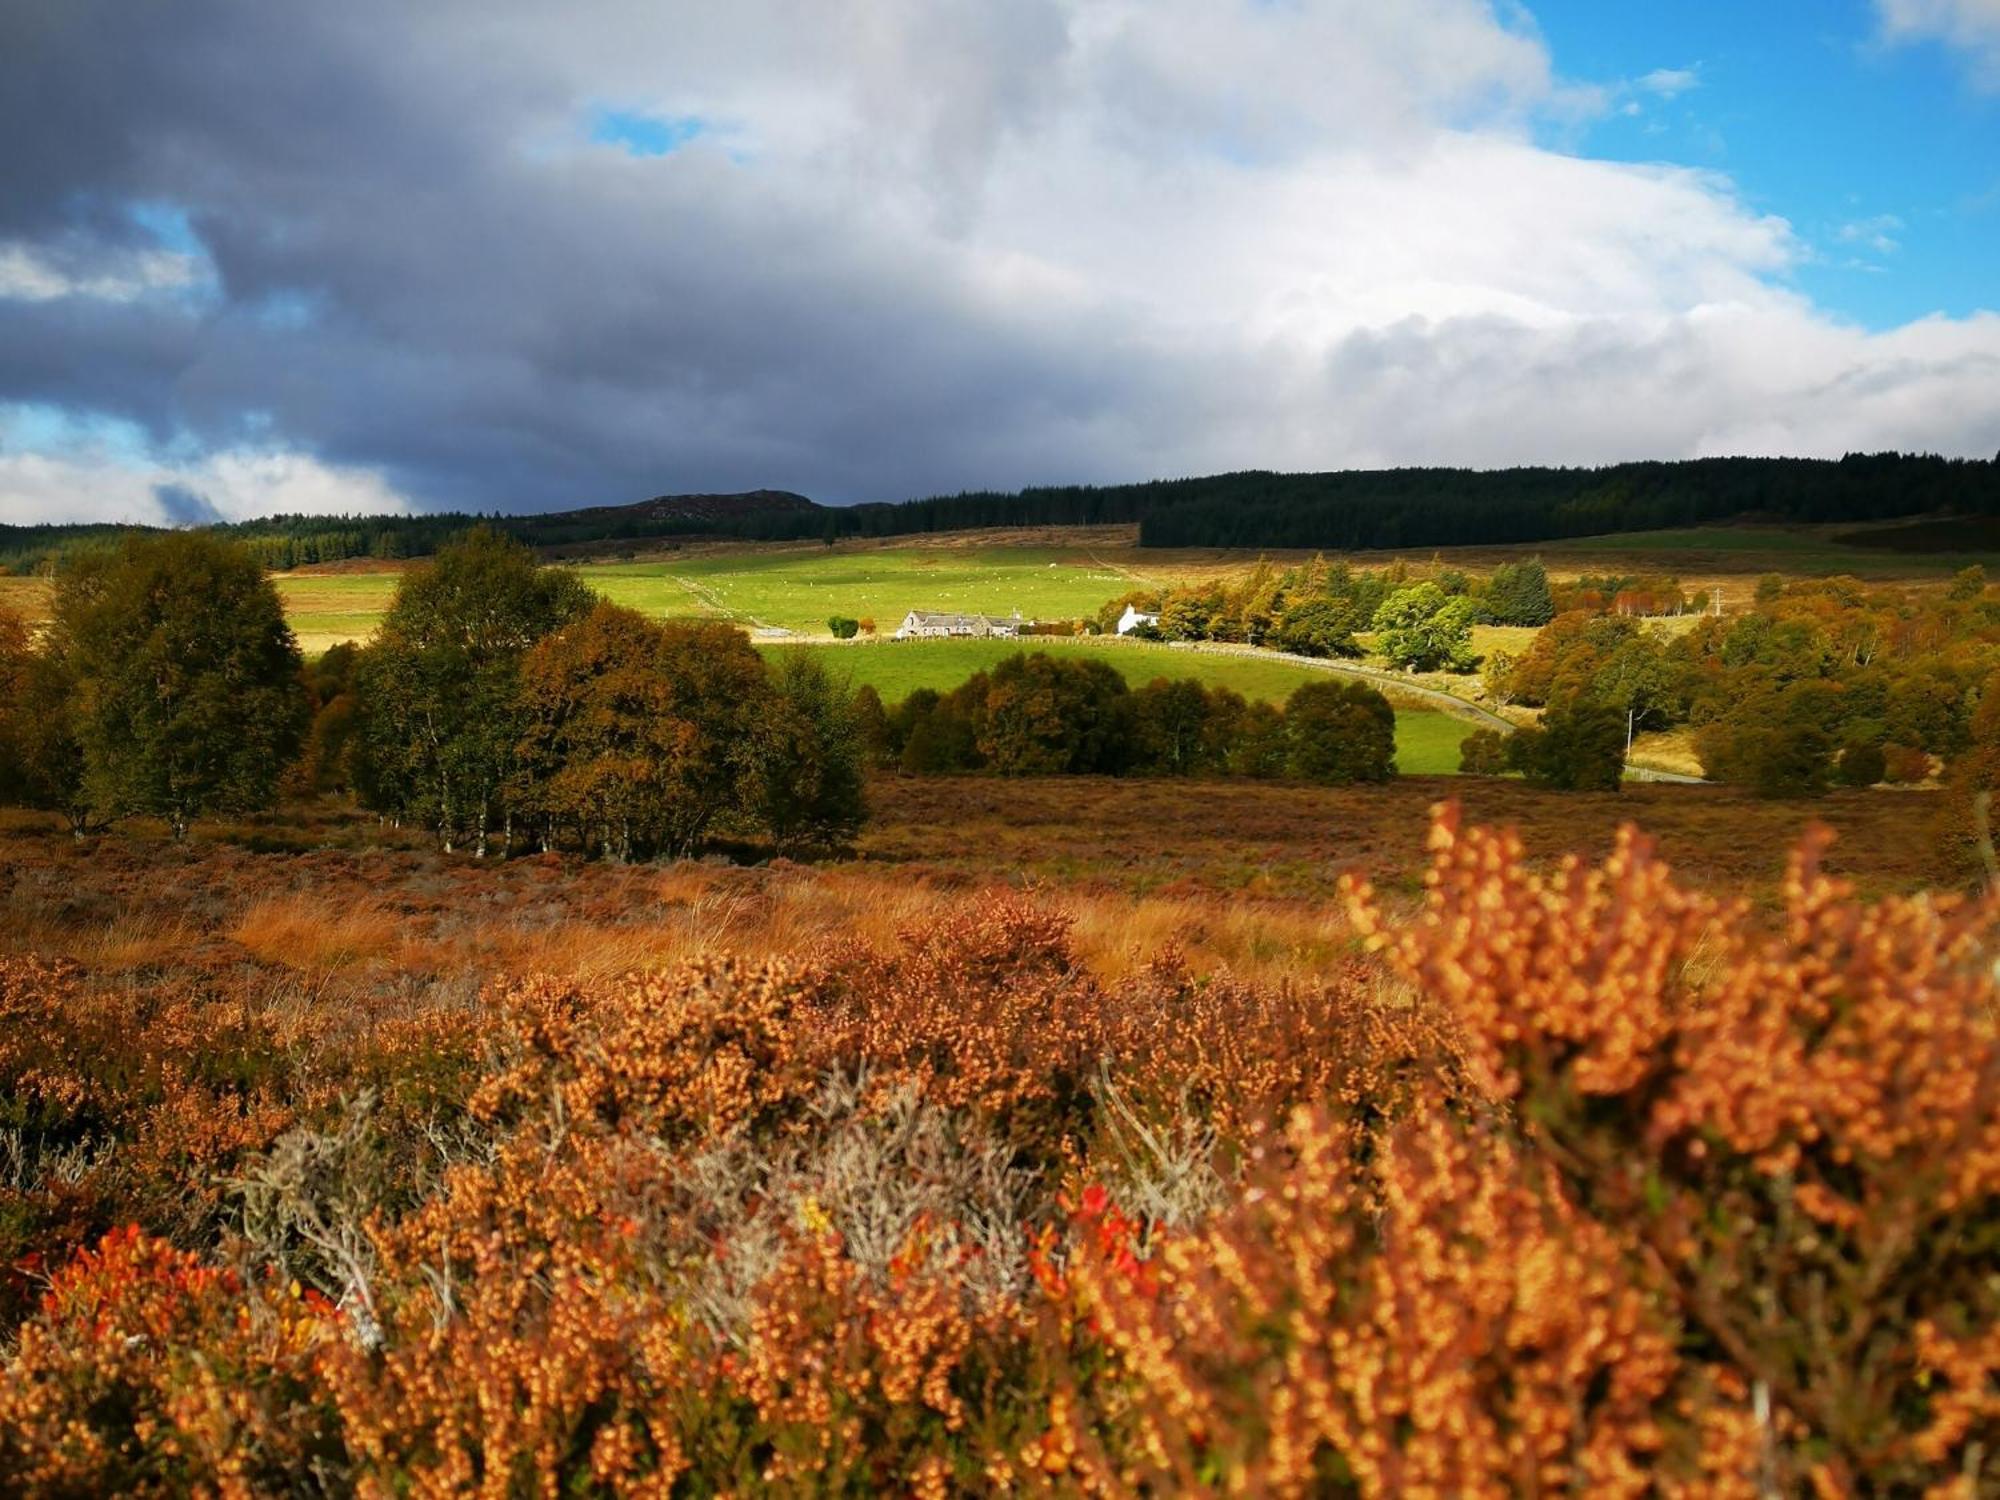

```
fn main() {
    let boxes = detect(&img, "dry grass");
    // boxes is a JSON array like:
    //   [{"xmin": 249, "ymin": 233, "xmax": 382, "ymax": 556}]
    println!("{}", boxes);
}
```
[
  {"xmin": 229, "ymin": 895, "xmax": 408, "ymax": 971},
  {"xmin": 0, "ymin": 774, "xmax": 1947, "ymax": 1044}
]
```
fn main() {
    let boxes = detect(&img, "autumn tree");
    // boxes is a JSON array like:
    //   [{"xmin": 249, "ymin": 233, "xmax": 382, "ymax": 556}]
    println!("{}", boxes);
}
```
[
  {"xmin": 972, "ymin": 653, "xmax": 1130, "ymax": 775},
  {"xmin": 850, "ymin": 684, "xmax": 894, "ymax": 766},
  {"xmin": 1266, "ymin": 597, "xmax": 1364, "ymax": 659},
  {"xmin": 1458, "ymin": 728, "xmax": 1511, "ymax": 776},
  {"xmin": 47, "ymin": 534, "xmax": 306, "ymax": 838},
  {"xmin": 514, "ymin": 603, "xmax": 770, "ymax": 859},
  {"xmin": 0, "ymin": 608, "xmax": 29, "ymax": 805},
  {"xmin": 894, "ymin": 688, "xmax": 979, "ymax": 774},
  {"xmin": 1835, "ymin": 740, "xmax": 1886, "ymax": 788},
  {"xmin": 3, "ymin": 640, "xmax": 94, "ymax": 836},
  {"xmin": 293, "ymin": 642, "xmax": 362, "ymax": 796},
  {"xmin": 1129, "ymin": 678, "xmax": 1223, "ymax": 775},
  {"xmin": 352, "ymin": 528, "xmax": 592, "ymax": 854},
  {"xmin": 1696, "ymin": 720, "xmax": 1832, "ymax": 799},
  {"xmin": 1229, "ymin": 699, "xmax": 1290, "ymax": 778}
]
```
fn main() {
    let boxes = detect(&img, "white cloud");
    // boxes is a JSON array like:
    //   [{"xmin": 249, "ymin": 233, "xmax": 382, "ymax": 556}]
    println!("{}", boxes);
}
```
[
  {"xmin": 1837, "ymin": 213, "xmax": 1906, "ymax": 256},
  {"xmin": 0, "ymin": 242, "xmax": 207, "ymax": 304},
  {"xmin": 1636, "ymin": 66, "xmax": 1700, "ymax": 98},
  {"xmin": 0, "ymin": 434, "xmax": 411, "ymax": 528},
  {"xmin": 1877, "ymin": 0, "xmax": 2000, "ymax": 84}
]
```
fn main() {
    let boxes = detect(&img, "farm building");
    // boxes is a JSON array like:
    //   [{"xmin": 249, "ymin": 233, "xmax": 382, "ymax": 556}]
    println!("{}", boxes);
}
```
[
  {"xmin": 1115, "ymin": 604, "xmax": 1161, "ymax": 635},
  {"xmin": 894, "ymin": 609, "xmax": 1023, "ymax": 640}
]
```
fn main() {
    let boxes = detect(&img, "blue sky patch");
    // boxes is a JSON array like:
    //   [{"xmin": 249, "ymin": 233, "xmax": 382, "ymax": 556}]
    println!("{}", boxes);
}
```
[{"xmin": 589, "ymin": 107, "xmax": 708, "ymax": 158}]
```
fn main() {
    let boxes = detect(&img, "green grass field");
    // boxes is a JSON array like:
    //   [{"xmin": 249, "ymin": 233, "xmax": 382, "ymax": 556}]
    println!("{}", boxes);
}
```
[
  {"xmin": 759, "ymin": 638, "xmax": 1475, "ymax": 774},
  {"xmin": 584, "ymin": 545, "xmax": 1166, "ymax": 634},
  {"xmin": 266, "ymin": 545, "xmax": 1175, "ymax": 654}
]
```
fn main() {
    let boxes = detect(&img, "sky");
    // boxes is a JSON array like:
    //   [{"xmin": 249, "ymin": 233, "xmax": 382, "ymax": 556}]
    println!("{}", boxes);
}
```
[{"xmin": 0, "ymin": 0, "xmax": 1996, "ymax": 526}]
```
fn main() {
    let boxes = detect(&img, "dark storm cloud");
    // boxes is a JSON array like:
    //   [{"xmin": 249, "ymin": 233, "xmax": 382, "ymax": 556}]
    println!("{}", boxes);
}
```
[
  {"xmin": 151, "ymin": 481, "xmax": 221, "ymax": 526},
  {"xmin": 0, "ymin": 0, "xmax": 1157, "ymax": 510},
  {"xmin": 1, "ymin": 0, "xmax": 1995, "ymax": 522}
]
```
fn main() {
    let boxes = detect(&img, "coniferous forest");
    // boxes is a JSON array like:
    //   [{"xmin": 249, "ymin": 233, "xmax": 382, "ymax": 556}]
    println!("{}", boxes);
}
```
[{"xmin": 3, "ymin": 453, "xmax": 1994, "ymax": 574}]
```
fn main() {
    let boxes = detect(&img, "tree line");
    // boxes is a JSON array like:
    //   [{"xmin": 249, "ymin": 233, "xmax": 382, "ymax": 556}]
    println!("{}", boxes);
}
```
[
  {"xmin": 4, "ymin": 453, "xmax": 1992, "ymax": 576},
  {"xmin": 1098, "ymin": 556, "xmax": 1576, "ymax": 670},
  {"xmin": 1482, "ymin": 566, "xmax": 2000, "ymax": 801},
  {"xmin": 664, "ymin": 452, "xmax": 1999, "ymax": 550},
  {"xmin": 0, "ymin": 530, "xmax": 867, "ymax": 857},
  {"xmin": 0, "ymin": 528, "xmax": 1416, "ymax": 854},
  {"xmin": 854, "ymin": 654, "xmax": 1399, "ymax": 784}
]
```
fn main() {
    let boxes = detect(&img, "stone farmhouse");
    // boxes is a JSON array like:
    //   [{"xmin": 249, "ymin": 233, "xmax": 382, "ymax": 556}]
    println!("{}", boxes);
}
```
[{"xmin": 893, "ymin": 609, "xmax": 1023, "ymax": 640}]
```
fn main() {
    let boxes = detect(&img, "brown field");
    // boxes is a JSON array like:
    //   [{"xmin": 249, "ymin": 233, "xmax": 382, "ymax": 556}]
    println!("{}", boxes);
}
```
[{"xmin": 0, "ymin": 774, "xmax": 1949, "ymax": 998}]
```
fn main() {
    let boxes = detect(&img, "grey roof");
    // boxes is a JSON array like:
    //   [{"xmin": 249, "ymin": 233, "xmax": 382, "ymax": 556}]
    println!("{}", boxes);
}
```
[{"xmin": 902, "ymin": 610, "xmax": 1018, "ymax": 627}]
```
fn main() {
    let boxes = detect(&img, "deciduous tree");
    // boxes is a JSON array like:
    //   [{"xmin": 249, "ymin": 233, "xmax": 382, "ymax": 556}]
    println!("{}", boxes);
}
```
[
  {"xmin": 515, "ymin": 603, "xmax": 770, "ymax": 858},
  {"xmin": 753, "ymin": 651, "xmax": 868, "ymax": 853},
  {"xmin": 352, "ymin": 528, "xmax": 592, "ymax": 854},
  {"xmin": 1283, "ymin": 680, "xmax": 1395, "ymax": 784},
  {"xmin": 48, "ymin": 534, "xmax": 306, "ymax": 838},
  {"xmin": 1371, "ymin": 584, "xmax": 1479, "ymax": 674}
]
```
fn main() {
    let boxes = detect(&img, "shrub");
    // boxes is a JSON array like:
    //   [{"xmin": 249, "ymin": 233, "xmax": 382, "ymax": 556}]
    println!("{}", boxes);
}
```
[
  {"xmin": 1457, "ymin": 727, "xmax": 1511, "ymax": 776},
  {"xmin": 1835, "ymin": 739, "xmax": 1887, "ymax": 787},
  {"xmin": 1342, "ymin": 808, "xmax": 2000, "ymax": 1493},
  {"xmin": 827, "ymin": 616, "xmax": 860, "ymax": 639},
  {"xmin": 0, "ymin": 816, "xmax": 1994, "ymax": 1493}
]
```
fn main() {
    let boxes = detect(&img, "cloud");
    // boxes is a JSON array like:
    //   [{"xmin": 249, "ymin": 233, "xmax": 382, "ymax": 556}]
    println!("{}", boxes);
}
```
[
  {"xmin": 1837, "ymin": 213, "xmax": 1906, "ymax": 257},
  {"xmin": 1636, "ymin": 66, "xmax": 1700, "ymax": 98},
  {"xmin": 0, "ymin": 241, "xmax": 208, "ymax": 304},
  {"xmin": 0, "ymin": 1, "xmax": 1993, "ymax": 526},
  {"xmin": 1877, "ymin": 0, "xmax": 2000, "ymax": 85},
  {"xmin": 0, "ymin": 404, "xmax": 411, "ymax": 525},
  {"xmin": 150, "ymin": 482, "xmax": 223, "ymax": 526}
]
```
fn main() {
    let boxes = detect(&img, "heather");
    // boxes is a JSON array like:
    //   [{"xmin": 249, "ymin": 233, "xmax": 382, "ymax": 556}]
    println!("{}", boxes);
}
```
[{"xmin": 0, "ymin": 800, "xmax": 1993, "ymax": 1494}]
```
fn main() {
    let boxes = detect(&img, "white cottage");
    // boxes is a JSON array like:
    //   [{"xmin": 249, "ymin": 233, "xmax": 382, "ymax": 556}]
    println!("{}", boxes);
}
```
[
  {"xmin": 1115, "ymin": 605, "xmax": 1160, "ymax": 636},
  {"xmin": 894, "ymin": 610, "xmax": 1022, "ymax": 640}
]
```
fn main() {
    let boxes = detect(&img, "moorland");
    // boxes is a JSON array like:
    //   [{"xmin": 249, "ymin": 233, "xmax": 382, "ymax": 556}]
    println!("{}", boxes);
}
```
[{"xmin": 0, "ymin": 508, "xmax": 1995, "ymax": 1495}]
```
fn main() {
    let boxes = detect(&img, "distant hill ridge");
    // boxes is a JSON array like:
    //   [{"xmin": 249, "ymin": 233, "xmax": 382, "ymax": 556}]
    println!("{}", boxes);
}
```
[
  {"xmin": 570, "ymin": 489, "xmax": 820, "ymax": 525},
  {"xmin": 1, "ymin": 454, "xmax": 1993, "ymax": 573}
]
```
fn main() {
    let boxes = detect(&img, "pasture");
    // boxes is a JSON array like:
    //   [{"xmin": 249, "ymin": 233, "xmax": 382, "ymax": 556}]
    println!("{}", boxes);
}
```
[
  {"xmin": 256, "ymin": 543, "xmax": 1174, "ymax": 654},
  {"xmin": 584, "ymin": 543, "xmax": 1163, "ymax": 634}
]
